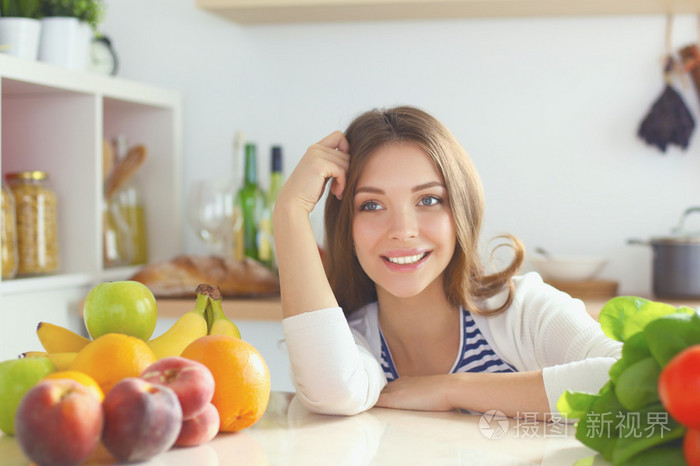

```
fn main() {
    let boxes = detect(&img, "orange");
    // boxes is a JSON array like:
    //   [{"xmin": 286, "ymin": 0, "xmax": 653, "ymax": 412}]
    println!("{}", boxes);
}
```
[
  {"xmin": 69, "ymin": 333, "xmax": 156, "ymax": 395},
  {"xmin": 181, "ymin": 335, "xmax": 270, "ymax": 432},
  {"xmin": 43, "ymin": 370, "xmax": 105, "ymax": 402}
]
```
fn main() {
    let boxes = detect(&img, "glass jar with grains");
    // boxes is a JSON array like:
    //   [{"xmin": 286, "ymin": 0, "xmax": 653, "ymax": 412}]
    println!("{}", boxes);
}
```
[
  {"xmin": 1, "ymin": 183, "xmax": 19, "ymax": 279},
  {"xmin": 6, "ymin": 171, "xmax": 59, "ymax": 275}
]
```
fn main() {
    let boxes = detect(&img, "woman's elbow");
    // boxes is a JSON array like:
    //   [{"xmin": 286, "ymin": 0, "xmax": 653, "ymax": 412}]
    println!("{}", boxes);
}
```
[
  {"xmin": 292, "ymin": 372, "xmax": 383, "ymax": 415},
  {"xmin": 293, "ymin": 382, "xmax": 379, "ymax": 415}
]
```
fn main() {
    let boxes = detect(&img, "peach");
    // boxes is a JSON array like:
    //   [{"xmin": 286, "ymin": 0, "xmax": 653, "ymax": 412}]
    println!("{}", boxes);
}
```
[
  {"xmin": 102, "ymin": 377, "xmax": 182, "ymax": 462},
  {"xmin": 14, "ymin": 379, "xmax": 103, "ymax": 466},
  {"xmin": 140, "ymin": 356, "xmax": 215, "ymax": 419},
  {"xmin": 175, "ymin": 403, "xmax": 220, "ymax": 447}
]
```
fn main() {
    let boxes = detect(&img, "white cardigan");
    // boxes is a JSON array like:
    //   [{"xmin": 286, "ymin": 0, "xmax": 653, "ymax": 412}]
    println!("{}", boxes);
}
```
[{"xmin": 282, "ymin": 272, "xmax": 621, "ymax": 416}]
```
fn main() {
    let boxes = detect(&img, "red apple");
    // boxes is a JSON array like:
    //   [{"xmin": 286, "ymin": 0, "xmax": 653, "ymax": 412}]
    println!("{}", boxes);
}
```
[
  {"xmin": 15, "ymin": 379, "xmax": 103, "ymax": 466},
  {"xmin": 140, "ymin": 356, "xmax": 215, "ymax": 419},
  {"xmin": 175, "ymin": 403, "xmax": 220, "ymax": 447},
  {"xmin": 102, "ymin": 377, "xmax": 182, "ymax": 462}
]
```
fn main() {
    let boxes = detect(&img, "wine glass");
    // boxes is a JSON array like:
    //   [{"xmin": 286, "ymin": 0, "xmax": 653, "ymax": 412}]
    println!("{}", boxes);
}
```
[{"xmin": 187, "ymin": 179, "xmax": 237, "ymax": 255}]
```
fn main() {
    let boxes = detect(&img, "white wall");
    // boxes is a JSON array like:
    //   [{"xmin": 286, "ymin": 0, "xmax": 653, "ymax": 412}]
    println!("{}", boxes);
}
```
[{"xmin": 103, "ymin": 0, "xmax": 700, "ymax": 295}]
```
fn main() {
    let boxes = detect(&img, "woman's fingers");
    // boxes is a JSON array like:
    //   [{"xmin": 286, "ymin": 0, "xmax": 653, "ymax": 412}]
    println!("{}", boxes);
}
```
[
  {"xmin": 306, "ymin": 132, "xmax": 350, "ymax": 200},
  {"xmin": 278, "ymin": 131, "xmax": 350, "ymax": 213},
  {"xmin": 318, "ymin": 130, "xmax": 350, "ymax": 154},
  {"xmin": 312, "ymin": 131, "xmax": 350, "ymax": 182}
]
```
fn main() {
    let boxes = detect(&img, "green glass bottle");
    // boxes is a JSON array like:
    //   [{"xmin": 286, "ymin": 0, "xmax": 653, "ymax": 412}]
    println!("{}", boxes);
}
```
[
  {"xmin": 258, "ymin": 146, "xmax": 283, "ymax": 270},
  {"xmin": 268, "ymin": 146, "xmax": 284, "ymax": 206},
  {"xmin": 234, "ymin": 143, "xmax": 265, "ymax": 261}
]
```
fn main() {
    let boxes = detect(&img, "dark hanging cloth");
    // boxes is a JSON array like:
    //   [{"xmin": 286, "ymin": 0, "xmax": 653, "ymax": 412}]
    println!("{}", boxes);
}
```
[{"xmin": 638, "ymin": 84, "xmax": 695, "ymax": 152}]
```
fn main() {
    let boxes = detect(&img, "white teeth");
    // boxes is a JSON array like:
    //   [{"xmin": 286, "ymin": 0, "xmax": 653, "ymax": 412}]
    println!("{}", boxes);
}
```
[{"xmin": 386, "ymin": 253, "xmax": 426, "ymax": 265}]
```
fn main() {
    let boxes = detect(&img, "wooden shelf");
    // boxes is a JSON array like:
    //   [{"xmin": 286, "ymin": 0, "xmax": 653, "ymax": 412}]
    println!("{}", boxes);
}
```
[
  {"xmin": 76, "ymin": 296, "xmax": 282, "ymax": 321},
  {"xmin": 155, "ymin": 297, "xmax": 283, "ymax": 321},
  {"xmin": 196, "ymin": 0, "xmax": 700, "ymax": 24}
]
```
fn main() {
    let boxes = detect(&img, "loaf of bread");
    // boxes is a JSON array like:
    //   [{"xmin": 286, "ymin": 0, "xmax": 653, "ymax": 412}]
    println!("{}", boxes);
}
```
[{"xmin": 128, "ymin": 255, "xmax": 280, "ymax": 298}]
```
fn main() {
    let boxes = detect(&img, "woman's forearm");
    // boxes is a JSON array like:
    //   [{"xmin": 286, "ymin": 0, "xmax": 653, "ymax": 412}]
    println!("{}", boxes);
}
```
[
  {"xmin": 377, "ymin": 371, "xmax": 551, "ymax": 419},
  {"xmin": 273, "ymin": 204, "xmax": 338, "ymax": 318},
  {"xmin": 272, "ymin": 132, "xmax": 350, "ymax": 318},
  {"xmin": 446, "ymin": 371, "xmax": 550, "ymax": 419}
]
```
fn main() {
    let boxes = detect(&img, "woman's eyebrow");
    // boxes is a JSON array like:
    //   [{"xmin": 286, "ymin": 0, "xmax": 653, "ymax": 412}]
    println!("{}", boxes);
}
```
[
  {"xmin": 412, "ymin": 181, "xmax": 444, "ymax": 192},
  {"xmin": 355, "ymin": 186, "xmax": 384, "ymax": 195},
  {"xmin": 355, "ymin": 181, "xmax": 444, "ymax": 195}
]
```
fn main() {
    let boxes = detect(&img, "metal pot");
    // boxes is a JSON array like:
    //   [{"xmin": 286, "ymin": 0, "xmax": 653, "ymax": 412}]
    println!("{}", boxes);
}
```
[{"xmin": 629, "ymin": 207, "xmax": 700, "ymax": 299}]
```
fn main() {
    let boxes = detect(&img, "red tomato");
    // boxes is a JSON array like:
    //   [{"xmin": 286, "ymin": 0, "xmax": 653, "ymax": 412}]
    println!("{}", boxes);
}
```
[
  {"xmin": 658, "ymin": 344, "xmax": 700, "ymax": 429},
  {"xmin": 686, "ymin": 429, "xmax": 700, "ymax": 466}
]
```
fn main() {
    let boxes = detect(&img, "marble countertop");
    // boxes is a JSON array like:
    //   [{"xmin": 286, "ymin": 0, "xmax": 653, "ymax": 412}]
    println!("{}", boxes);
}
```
[{"xmin": 1, "ymin": 391, "xmax": 597, "ymax": 465}]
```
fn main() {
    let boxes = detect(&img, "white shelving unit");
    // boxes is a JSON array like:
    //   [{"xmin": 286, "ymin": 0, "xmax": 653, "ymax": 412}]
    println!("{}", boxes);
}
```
[{"xmin": 0, "ymin": 54, "xmax": 182, "ymax": 360}]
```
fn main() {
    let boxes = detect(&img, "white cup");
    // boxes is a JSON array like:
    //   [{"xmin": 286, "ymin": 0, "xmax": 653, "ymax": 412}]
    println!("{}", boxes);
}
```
[
  {"xmin": 38, "ymin": 17, "xmax": 91, "ymax": 70},
  {"xmin": 0, "ymin": 17, "xmax": 41, "ymax": 60}
]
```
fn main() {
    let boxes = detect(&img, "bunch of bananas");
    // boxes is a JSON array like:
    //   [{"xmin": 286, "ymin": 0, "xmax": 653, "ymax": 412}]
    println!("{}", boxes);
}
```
[
  {"xmin": 23, "ymin": 284, "xmax": 242, "ymax": 364},
  {"xmin": 148, "ymin": 283, "xmax": 241, "ymax": 359},
  {"xmin": 22, "ymin": 323, "xmax": 90, "ymax": 369}
]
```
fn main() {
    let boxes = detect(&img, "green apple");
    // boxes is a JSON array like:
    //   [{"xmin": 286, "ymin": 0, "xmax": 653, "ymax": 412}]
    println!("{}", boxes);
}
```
[
  {"xmin": 83, "ymin": 281, "xmax": 158, "ymax": 341},
  {"xmin": 0, "ymin": 356, "xmax": 55, "ymax": 435}
]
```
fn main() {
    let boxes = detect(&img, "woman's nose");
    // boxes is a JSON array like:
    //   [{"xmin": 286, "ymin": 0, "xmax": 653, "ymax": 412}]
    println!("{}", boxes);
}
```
[{"xmin": 388, "ymin": 208, "xmax": 418, "ymax": 240}]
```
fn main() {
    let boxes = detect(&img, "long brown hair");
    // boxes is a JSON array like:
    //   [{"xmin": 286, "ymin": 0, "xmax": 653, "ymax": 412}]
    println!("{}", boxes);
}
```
[{"xmin": 324, "ymin": 106, "xmax": 524, "ymax": 316}]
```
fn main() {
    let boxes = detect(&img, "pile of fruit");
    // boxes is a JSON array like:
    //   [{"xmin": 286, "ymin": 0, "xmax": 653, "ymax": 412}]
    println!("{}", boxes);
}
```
[
  {"xmin": 558, "ymin": 296, "xmax": 700, "ymax": 465},
  {"xmin": 0, "ymin": 281, "xmax": 271, "ymax": 465}
]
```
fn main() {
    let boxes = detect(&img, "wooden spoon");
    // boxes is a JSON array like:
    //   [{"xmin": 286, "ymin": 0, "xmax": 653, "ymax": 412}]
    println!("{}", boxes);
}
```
[
  {"xmin": 102, "ymin": 140, "xmax": 114, "ymax": 181},
  {"xmin": 104, "ymin": 144, "xmax": 147, "ymax": 199}
]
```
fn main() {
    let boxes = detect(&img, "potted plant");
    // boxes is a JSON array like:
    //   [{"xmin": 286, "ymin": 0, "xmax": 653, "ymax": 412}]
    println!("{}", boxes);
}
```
[
  {"xmin": 37, "ymin": 0, "xmax": 105, "ymax": 70},
  {"xmin": 0, "ymin": 0, "xmax": 42, "ymax": 60}
]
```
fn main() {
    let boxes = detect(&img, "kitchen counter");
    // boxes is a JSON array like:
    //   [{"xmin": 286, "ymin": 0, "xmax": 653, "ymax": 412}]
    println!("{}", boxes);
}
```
[
  {"xmin": 583, "ymin": 297, "xmax": 700, "ymax": 321},
  {"xmin": 153, "ymin": 294, "xmax": 700, "ymax": 323},
  {"xmin": 0, "ymin": 391, "xmax": 597, "ymax": 465},
  {"xmin": 155, "ymin": 297, "xmax": 282, "ymax": 321}
]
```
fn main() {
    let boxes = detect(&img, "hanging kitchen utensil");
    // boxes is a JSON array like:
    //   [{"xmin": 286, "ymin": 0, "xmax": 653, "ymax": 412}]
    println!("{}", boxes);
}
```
[
  {"xmin": 678, "ymin": 15, "xmax": 700, "ymax": 104},
  {"xmin": 638, "ymin": 15, "xmax": 695, "ymax": 153},
  {"xmin": 679, "ymin": 43, "xmax": 700, "ymax": 101}
]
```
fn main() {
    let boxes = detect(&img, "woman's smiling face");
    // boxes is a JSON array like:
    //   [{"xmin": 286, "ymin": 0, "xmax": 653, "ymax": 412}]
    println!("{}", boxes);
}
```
[{"xmin": 352, "ymin": 142, "xmax": 456, "ymax": 300}]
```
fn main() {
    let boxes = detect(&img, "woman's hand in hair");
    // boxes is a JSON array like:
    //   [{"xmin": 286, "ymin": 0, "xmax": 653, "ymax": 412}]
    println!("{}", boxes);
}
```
[{"xmin": 275, "ymin": 131, "xmax": 350, "ymax": 217}]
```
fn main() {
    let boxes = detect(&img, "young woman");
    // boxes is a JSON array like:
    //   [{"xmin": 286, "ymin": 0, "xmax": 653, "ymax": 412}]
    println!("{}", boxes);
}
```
[{"xmin": 273, "ymin": 106, "xmax": 621, "ymax": 419}]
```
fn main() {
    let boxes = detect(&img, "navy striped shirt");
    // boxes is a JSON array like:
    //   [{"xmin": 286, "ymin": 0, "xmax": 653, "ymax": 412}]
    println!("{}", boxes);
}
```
[{"xmin": 379, "ymin": 307, "xmax": 516, "ymax": 381}]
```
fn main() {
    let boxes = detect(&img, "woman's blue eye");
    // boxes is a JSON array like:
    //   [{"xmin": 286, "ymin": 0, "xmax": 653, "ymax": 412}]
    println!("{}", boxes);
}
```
[
  {"xmin": 419, "ymin": 196, "xmax": 441, "ymax": 206},
  {"xmin": 360, "ymin": 201, "xmax": 381, "ymax": 211}
]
